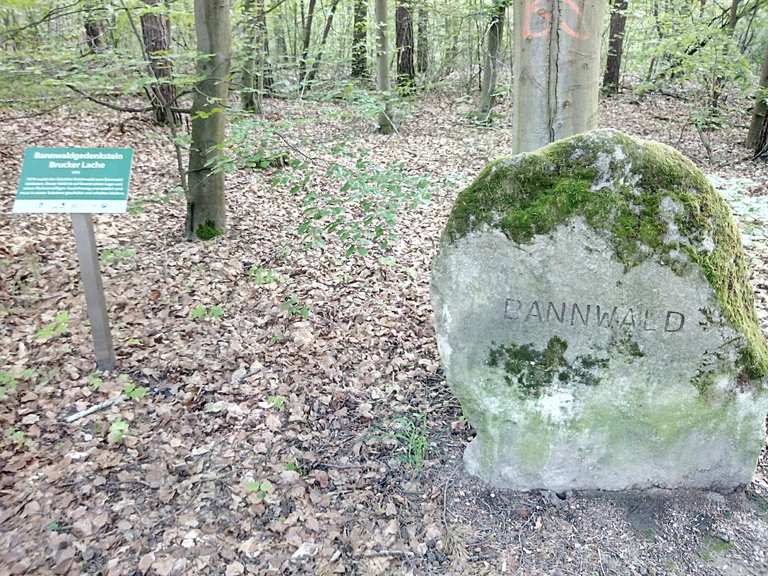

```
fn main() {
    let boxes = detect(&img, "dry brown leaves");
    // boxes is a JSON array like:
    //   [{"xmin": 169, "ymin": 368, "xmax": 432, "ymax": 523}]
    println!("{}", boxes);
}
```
[{"xmin": 0, "ymin": 91, "xmax": 767, "ymax": 575}]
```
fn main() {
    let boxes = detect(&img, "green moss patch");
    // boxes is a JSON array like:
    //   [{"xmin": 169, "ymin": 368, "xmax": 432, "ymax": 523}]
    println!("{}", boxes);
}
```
[
  {"xmin": 445, "ymin": 129, "xmax": 768, "ymax": 379},
  {"xmin": 488, "ymin": 336, "xmax": 606, "ymax": 398}
]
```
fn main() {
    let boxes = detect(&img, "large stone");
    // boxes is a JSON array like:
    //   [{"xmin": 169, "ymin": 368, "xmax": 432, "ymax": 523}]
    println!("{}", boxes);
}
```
[{"xmin": 431, "ymin": 129, "xmax": 768, "ymax": 492}]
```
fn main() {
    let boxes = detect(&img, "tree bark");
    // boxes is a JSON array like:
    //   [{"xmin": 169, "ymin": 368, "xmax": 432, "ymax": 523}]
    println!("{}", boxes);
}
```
[
  {"xmin": 241, "ymin": 0, "xmax": 271, "ymax": 112},
  {"xmin": 416, "ymin": 5, "xmax": 428, "ymax": 75},
  {"xmin": 186, "ymin": 0, "xmax": 231, "ymax": 240},
  {"xmin": 375, "ymin": 0, "xmax": 395, "ymax": 133},
  {"xmin": 84, "ymin": 1, "xmax": 107, "ymax": 53},
  {"xmin": 298, "ymin": 0, "xmax": 317, "ymax": 85},
  {"xmin": 512, "ymin": 0, "xmax": 606, "ymax": 153},
  {"xmin": 477, "ymin": 1, "xmax": 505, "ymax": 120},
  {"xmin": 140, "ymin": 0, "xmax": 179, "ymax": 124},
  {"xmin": 602, "ymin": 0, "xmax": 628, "ymax": 94},
  {"xmin": 304, "ymin": 0, "xmax": 343, "ymax": 87},
  {"xmin": 395, "ymin": 0, "xmax": 415, "ymax": 92},
  {"xmin": 748, "ymin": 43, "xmax": 768, "ymax": 157},
  {"xmin": 352, "ymin": 0, "xmax": 368, "ymax": 78}
]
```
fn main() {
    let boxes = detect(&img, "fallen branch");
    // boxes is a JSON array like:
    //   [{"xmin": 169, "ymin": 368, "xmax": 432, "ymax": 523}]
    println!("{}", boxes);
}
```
[
  {"xmin": 65, "ymin": 395, "xmax": 124, "ymax": 423},
  {"xmin": 65, "ymin": 84, "xmax": 192, "ymax": 115},
  {"xmin": 65, "ymin": 84, "xmax": 153, "ymax": 113}
]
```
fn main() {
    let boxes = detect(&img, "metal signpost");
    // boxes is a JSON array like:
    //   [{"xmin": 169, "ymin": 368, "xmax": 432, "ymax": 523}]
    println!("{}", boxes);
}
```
[{"xmin": 13, "ymin": 147, "xmax": 134, "ymax": 371}]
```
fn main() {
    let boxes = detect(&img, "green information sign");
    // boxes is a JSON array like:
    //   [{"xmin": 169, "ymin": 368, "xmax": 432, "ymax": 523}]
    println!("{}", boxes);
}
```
[{"xmin": 13, "ymin": 147, "xmax": 133, "ymax": 214}]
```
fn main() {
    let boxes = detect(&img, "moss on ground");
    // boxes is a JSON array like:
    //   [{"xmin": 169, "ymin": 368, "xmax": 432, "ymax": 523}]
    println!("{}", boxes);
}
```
[{"xmin": 445, "ymin": 129, "xmax": 768, "ymax": 380}]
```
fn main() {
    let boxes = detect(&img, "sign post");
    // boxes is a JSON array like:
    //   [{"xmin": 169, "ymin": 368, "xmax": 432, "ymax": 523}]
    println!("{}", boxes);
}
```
[{"xmin": 13, "ymin": 147, "xmax": 134, "ymax": 371}]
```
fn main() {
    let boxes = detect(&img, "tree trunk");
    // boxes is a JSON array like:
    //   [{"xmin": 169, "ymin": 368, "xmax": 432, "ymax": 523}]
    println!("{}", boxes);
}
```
[
  {"xmin": 512, "ymin": 0, "xmax": 606, "ymax": 153},
  {"xmin": 298, "ymin": 0, "xmax": 317, "ymax": 85},
  {"xmin": 140, "ymin": 0, "xmax": 179, "ymax": 125},
  {"xmin": 395, "ymin": 0, "xmax": 415, "ymax": 92},
  {"xmin": 602, "ymin": 0, "xmax": 628, "ymax": 94},
  {"xmin": 375, "ymin": 0, "xmax": 395, "ymax": 133},
  {"xmin": 748, "ymin": 44, "xmax": 768, "ymax": 157},
  {"xmin": 241, "ymin": 0, "xmax": 271, "ymax": 112},
  {"xmin": 186, "ymin": 0, "xmax": 231, "ymax": 240},
  {"xmin": 416, "ymin": 6, "xmax": 428, "ymax": 75},
  {"xmin": 477, "ymin": 1, "xmax": 505, "ymax": 120},
  {"xmin": 352, "ymin": 0, "xmax": 368, "ymax": 78},
  {"xmin": 305, "ymin": 0, "xmax": 343, "ymax": 87},
  {"xmin": 84, "ymin": 1, "xmax": 107, "ymax": 53}
]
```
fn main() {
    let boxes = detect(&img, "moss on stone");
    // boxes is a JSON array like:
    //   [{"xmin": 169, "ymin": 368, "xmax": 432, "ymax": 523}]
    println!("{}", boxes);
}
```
[
  {"xmin": 488, "ymin": 336, "xmax": 605, "ymax": 397},
  {"xmin": 445, "ymin": 129, "xmax": 768, "ymax": 380}
]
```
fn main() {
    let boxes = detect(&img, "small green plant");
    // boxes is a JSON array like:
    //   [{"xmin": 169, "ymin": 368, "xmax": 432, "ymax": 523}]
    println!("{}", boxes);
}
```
[
  {"xmin": 35, "ymin": 311, "xmax": 69, "ymax": 342},
  {"xmin": 299, "ymin": 156, "xmax": 430, "ymax": 257},
  {"xmin": 285, "ymin": 460, "xmax": 306, "ymax": 476},
  {"xmin": 269, "ymin": 332, "xmax": 285, "ymax": 344},
  {"xmin": 248, "ymin": 266, "xmax": 286, "ymax": 285},
  {"xmin": 109, "ymin": 418, "xmax": 129, "ymax": 443},
  {"xmin": 191, "ymin": 304, "xmax": 225, "ymax": 320},
  {"xmin": 100, "ymin": 247, "xmax": 136, "ymax": 265},
  {"xmin": 87, "ymin": 373, "xmax": 103, "ymax": 390},
  {"xmin": 267, "ymin": 395, "xmax": 285, "ymax": 409},
  {"xmin": 127, "ymin": 200, "xmax": 146, "ymax": 214},
  {"xmin": 195, "ymin": 220, "xmax": 223, "ymax": 240},
  {"xmin": 281, "ymin": 295, "xmax": 310, "ymax": 319},
  {"xmin": 0, "ymin": 369, "xmax": 34, "ymax": 399},
  {"xmin": 122, "ymin": 381, "xmax": 147, "ymax": 401},
  {"xmin": 394, "ymin": 415, "xmax": 429, "ymax": 470},
  {"xmin": 245, "ymin": 479, "xmax": 273, "ymax": 500},
  {"xmin": 6, "ymin": 428, "xmax": 29, "ymax": 449}
]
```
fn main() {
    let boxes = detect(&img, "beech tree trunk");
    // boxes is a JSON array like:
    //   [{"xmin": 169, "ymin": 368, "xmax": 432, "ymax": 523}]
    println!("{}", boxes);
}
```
[
  {"xmin": 351, "ymin": 0, "xmax": 368, "ymax": 78},
  {"xmin": 186, "ymin": 0, "xmax": 231, "ymax": 240},
  {"xmin": 512, "ymin": 0, "xmax": 606, "ymax": 153},
  {"xmin": 416, "ymin": 6, "xmax": 428, "ymax": 75},
  {"xmin": 140, "ymin": 0, "xmax": 179, "ymax": 124},
  {"xmin": 478, "ymin": 1, "xmax": 505, "ymax": 120},
  {"xmin": 748, "ymin": 44, "xmax": 768, "ymax": 158},
  {"xmin": 602, "ymin": 0, "xmax": 628, "ymax": 94},
  {"xmin": 375, "ymin": 0, "xmax": 395, "ymax": 133},
  {"xmin": 395, "ymin": 0, "xmax": 415, "ymax": 92}
]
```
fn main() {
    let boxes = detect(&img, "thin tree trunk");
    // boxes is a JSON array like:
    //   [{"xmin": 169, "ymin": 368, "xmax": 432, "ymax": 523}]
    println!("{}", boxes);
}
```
[
  {"xmin": 513, "ymin": 0, "xmax": 606, "ymax": 153},
  {"xmin": 186, "ymin": 0, "xmax": 231, "ymax": 240},
  {"xmin": 84, "ymin": 1, "xmax": 107, "ymax": 53},
  {"xmin": 477, "ymin": 1, "xmax": 505, "ymax": 120},
  {"xmin": 298, "ymin": 0, "xmax": 317, "ymax": 85},
  {"xmin": 352, "ymin": 0, "xmax": 368, "ymax": 78},
  {"xmin": 748, "ymin": 44, "xmax": 768, "ymax": 157},
  {"xmin": 140, "ymin": 0, "xmax": 179, "ymax": 124},
  {"xmin": 305, "ymin": 0, "xmax": 343, "ymax": 87},
  {"xmin": 395, "ymin": 0, "xmax": 415, "ymax": 92},
  {"xmin": 602, "ymin": 0, "xmax": 628, "ymax": 94},
  {"xmin": 375, "ymin": 0, "xmax": 395, "ymax": 133},
  {"xmin": 242, "ymin": 0, "xmax": 271, "ymax": 112},
  {"xmin": 416, "ymin": 5, "xmax": 428, "ymax": 75}
]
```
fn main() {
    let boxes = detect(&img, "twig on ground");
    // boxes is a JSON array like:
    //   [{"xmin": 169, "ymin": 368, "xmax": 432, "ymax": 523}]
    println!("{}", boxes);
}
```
[{"xmin": 65, "ymin": 395, "xmax": 124, "ymax": 423}]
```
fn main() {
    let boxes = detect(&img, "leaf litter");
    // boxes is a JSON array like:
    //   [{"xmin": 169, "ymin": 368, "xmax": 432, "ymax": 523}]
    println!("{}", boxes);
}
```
[{"xmin": 1, "ymin": 91, "xmax": 768, "ymax": 575}]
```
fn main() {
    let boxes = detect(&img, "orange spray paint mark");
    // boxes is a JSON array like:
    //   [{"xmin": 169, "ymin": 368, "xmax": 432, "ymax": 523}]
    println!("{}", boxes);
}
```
[{"xmin": 522, "ymin": 0, "xmax": 589, "ymax": 40}]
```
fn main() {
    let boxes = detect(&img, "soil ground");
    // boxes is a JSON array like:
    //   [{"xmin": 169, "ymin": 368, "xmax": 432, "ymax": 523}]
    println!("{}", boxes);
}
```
[{"xmin": 2, "ymin": 91, "xmax": 768, "ymax": 575}]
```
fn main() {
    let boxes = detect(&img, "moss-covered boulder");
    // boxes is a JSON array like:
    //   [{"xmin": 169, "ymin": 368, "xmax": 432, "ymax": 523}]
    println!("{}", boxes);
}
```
[{"xmin": 431, "ymin": 129, "xmax": 768, "ymax": 491}]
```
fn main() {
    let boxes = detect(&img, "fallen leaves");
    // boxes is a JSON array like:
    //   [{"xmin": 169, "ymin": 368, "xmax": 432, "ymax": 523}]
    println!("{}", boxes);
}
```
[{"xmin": 1, "ymin": 92, "xmax": 768, "ymax": 576}]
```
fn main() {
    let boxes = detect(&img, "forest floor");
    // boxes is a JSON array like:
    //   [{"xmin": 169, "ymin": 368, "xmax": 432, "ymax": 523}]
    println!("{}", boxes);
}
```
[{"xmin": 2, "ymin": 90, "xmax": 768, "ymax": 576}]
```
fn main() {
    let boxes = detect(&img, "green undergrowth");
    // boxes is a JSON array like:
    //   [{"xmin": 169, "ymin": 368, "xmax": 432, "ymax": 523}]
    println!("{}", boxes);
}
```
[{"xmin": 444, "ymin": 129, "xmax": 768, "ymax": 380}]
